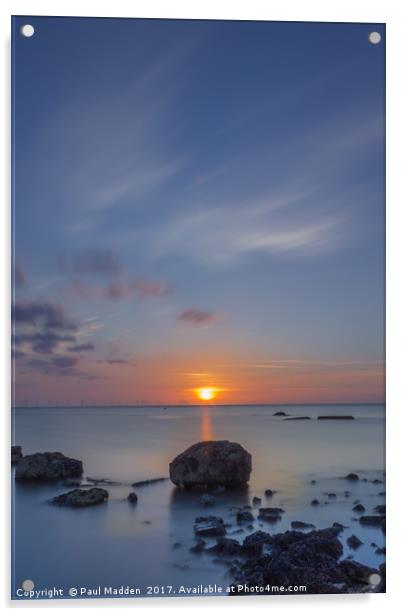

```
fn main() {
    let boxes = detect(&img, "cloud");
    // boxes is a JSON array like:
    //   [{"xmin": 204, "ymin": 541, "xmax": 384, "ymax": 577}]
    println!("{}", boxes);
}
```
[
  {"xmin": 70, "ymin": 278, "xmax": 171, "ymax": 301},
  {"xmin": 13, "ymin": 332, "xmax": 76, "ymax": 355},
  {"xmin": 177, "ymin": 309, "xmax": 220, "ymax": 327},
  {"xmin": 97, "ymin": 358, "xmax": 129, "ymax": 365},
  {"xmin": 67, "ymin": 343, "xmax": 95, "ymax": 352},
  {"xmin": 13, "ymin": 301, "xmax": 77, "ymax": 331},
  {"xmin": 28, "ymin": 355, "xmax": 80, "ymax": 376}
]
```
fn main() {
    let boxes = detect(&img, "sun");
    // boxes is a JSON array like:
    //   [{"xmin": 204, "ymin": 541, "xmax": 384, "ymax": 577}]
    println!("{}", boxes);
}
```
[{"xmin": 195, "ymin": 387, "xmax": 218, "ymax": 402}]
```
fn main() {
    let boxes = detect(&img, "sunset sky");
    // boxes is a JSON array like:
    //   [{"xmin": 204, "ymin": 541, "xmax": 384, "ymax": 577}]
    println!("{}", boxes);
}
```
[{"xmin": 12, "ymin": 17, "xmax": 385, "ymax": 406}]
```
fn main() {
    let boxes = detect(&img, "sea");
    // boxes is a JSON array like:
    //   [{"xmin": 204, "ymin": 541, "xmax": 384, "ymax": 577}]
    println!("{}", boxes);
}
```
[{"xmin": 11, "ymin": 403, "xmax": 385, "ymax": 599}]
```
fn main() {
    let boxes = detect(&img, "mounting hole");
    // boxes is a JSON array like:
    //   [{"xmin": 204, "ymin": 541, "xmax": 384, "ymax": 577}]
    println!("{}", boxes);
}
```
[
  {"xmin": 22, "ymin": 579, "xmax": 35, "ymax": 591},
  {"xmin": 368, "ymin": 573, "xmax": 382, "ymax": 586},
  {"xmin": 20, "ymin": 24, "xmax": 35, "ymax": 38},
  {"xmin": 368, "ymin": 32, "xmax": 381, "ymax": 45}
]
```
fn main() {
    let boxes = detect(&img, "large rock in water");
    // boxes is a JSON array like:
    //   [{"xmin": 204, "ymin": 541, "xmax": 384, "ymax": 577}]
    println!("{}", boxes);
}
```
[
  {"xmin": 15, "ymin": 452, "xmax": 83, "ymax": 481},
  {"xmin": 11, "ymin": 446, "xmax": 23, "ymax": 465},
  {"xmin": 169, "ymin": 440, "xmax": 252, "ymax": 488}
]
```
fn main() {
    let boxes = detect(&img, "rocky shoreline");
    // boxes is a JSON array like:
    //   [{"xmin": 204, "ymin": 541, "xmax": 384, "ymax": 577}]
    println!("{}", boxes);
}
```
[{"xmin": 12, "ymin": 440, "xmax": 385, "ymax": 595}]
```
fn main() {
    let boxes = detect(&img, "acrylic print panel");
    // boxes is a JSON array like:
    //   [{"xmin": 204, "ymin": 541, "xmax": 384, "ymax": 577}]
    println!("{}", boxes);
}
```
[{"xmin": 11, "ymin": 16, "xmax": 385, "ymax": 600}]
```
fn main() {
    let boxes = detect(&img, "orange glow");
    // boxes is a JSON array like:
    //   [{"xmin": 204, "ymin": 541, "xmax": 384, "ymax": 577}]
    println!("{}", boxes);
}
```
[{"xmin": 195, "ymin": 387, "xmax": 218, "ymax": 401}]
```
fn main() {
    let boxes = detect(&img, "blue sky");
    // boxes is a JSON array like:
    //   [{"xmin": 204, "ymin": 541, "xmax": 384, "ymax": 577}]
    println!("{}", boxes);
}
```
[{"xmin": 12, "ymin": 17, "xmax": 385, "ymax": 405}]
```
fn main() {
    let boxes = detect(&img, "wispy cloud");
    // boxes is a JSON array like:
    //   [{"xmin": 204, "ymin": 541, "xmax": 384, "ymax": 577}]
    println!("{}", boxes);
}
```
[{"xmin": 177, "ymin": 309, "xmax": 221, "ymax": 327}]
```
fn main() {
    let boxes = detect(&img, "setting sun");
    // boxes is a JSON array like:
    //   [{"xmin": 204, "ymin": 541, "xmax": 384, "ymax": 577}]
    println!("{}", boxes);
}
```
[{"xmin": 195, "ymin": 387, "xmax": 218, "ymax": 402}]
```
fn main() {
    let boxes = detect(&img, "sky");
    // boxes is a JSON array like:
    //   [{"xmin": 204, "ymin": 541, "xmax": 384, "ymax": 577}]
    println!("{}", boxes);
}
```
[{"xmin": 12, "ymin": 17, "xmax": 385, "ymax": 406}]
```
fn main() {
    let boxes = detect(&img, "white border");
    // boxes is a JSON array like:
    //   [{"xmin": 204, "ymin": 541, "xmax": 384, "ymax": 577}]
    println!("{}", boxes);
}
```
[{"xmin": 1, "ymin": 1, "xmax": 401, "ymax": 614}]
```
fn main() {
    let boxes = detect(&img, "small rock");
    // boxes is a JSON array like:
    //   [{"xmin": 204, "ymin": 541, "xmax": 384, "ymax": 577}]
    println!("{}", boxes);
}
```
[
  {"xmin": 310, "ymin": 479, "xmax": 317, "ymax": 484},
  {"xmin": 352, "ymin": 504, "xmax": 365, "ymax": 513},
  {"xmin": 199, "ymin": 494, "xmax": 216, "ymax": 506},
  {"xmin": 344, "ymin": 473, "xmax": 360, "ymax": 481},
  {"xmin": 207, "ymin": 537, "xmax": 242, "ymax": 556},
  {"xmin": 375, "ymin": 547, "xmax": 386, "ymax": 555},
  {"xmin": 258, "ymin": 507, "xmax": 284, "ymax": 521},
  {"xmin": 131, "ymin": 477, "xmax": 168, "ymax": 487},
  {"xmin": 347, "ymin": 534, "xmax": 363, "ymax": 549},
  {"xmin": 172, "ymin": 542, "xmax": 182, "ymax": 549},
  {"xmin": 264, "ymin": 489, "xmax": 276, "ymax": 497},
  {"xmin": 291, "ymin": 521, "xmax": 315, "ymax": 529},
  {"xmin": 194, "ymin": 516, "xmax": 226, "ymax": 537},
  {"xmin": 237, "ymin": 510, "xmax": 254, "ymax": 523},
  {"xmin": 63, "ymin": 478, "xmax": 82, "ymax": 487},
  {"xmin": 371, "ymin": 479, "xmax": 383, "ymax": 484},
  {"xmin": 327, "ymin": 493, "xmax": 337, "ymax": 498},
  {"xmin": 359, "ymin": 515, "xmax": 385, "ymax": 527},
  {"xmin": 373, "ymin": 505, "xmax": 386, "ymax": 515},
  {"xmin": 378, "ymin": 491, "xmax": 385, "ymax": 496},
  {"xmin": 333, "ymin": 522, "xmax": 346, "ymax": 531},
  {"xmin": 311, "ymin": 499, "xmax": 320, "ymax": 506},
  {"xmin": 273, "ymin": 411, "xmax": 287, "ymax": 416},
  {"xmin": 11, "ymin": 446, "xmax": 22, "ymax": 465},
  {"xmin": 50, "ymin": 487, "xmax": 108, "ymax": 507},
  {"xmin": 127, "ymin": 491, "xmax": 138, "ymax": 504},
  {"xmin": 344, "ymin": 491, "xmax": 351, "ymax": 497},
  {"xmin": 252, "ymin": 496, "xmax": 262, "ymax": 506}
]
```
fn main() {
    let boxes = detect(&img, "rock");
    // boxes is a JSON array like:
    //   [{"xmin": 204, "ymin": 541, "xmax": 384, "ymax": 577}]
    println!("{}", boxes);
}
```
[
  {"xmin": 15, "ymin": 452, "xmax": 83, "ymax": 481},
  {"xmin": 337, "ymin": 559, "xmax": 377, "ymax": 585},
  {"xmin": 131, "ymin": 477, "xmax": 168, "ymax": 487},
  {"xmin": 242, "ymin": 531, "xmax": 272, "ymax": 556},
  {"xmin": 252, "ymin": 496, "xmax": 262, "ymax": 506},
  {"xmin": 236, "ymin": 510, "xmax": 254, "ymax": 523},
  {"xmin": 11, "ymin": 446, "xmax": 22, "ymax": 465},
  {"xmin": 199, "ymin": 493, "xmax": 216, "ymax": 506},
  {"xmin": 264, "ymin": 489, "xmax": 276, "ymax": 497},
  {"xmin": 353, "ymin": 504, "xmax": 365, "ymax": 513},
  {"xmin": 359, "ymin": 515, "xmax": 385, "ymax": 527},
  {"xmin": 194, "ymin": 516, "xmax": 226, "ymax": 537},
  {"xmin": 347, "ymin": 534, "xmax": 363, "ymax": 549},
  {"xmin": 317, "ymin": 416, "xmax": 355, "ymax": 420},
  {"xmin": 375, "ymin": 547, "xmax": 386, "ymax": 555},
  {"xmin": 207, "ymin": 537, "xmax": 242, "ymax": 556},
  {"xmin": 190, "ymin": 538, "xmax": 206, "ymax": 553},
  {"xmin": 373, "ymin": 505, "xmax": 386, "ymax": 515},
  {"xmin": 283, "ymin": 416, "xmax": 311, "ymax": 421},
  {"xmin": 344, "ymin": 473, "xmax": 359, "ymax": 481},
  {"xmin": 310, "ymin": 479, "xmax": 317, "ymax": 484},
  {"xmin": 332, "ymin": 522, "xmax": 346, "ymax": 531},
  {"xmin": 273, "ymin": 412, "xmax": 287, "ymax": 416},
  {"xmin": 378, "ymin": 491, "xmax": 385, "ymax": 496},
  {"xmin": 127, "ymin": 491, "xmax": 138, "ymax": 504},
  {"xmin": 172, "ymin": 542, "xmax": 182, "ymax": 549},
  {"xmin": 291, "ymin": 521, "xmax": 315, "ymax": 529},
  {"xmin": 169, "ymin": 441, "xmax": 252, "ymax": 488},
  {"xmin": 327, "ymin": 493, "xmax": 337, "ymax": 498},
  {"xmin": 371, "ymin": 479, "xmax": 383, "ymax": 484},
  {"xmin": 344, "ymin": 491, "xmax": 351, "ymax": 497},
  {"xmin": 311, "ymin": 499, "xmax": 320, "ymax": 506},
  {"xmin": 50, "ymin": 487, "xmax": 108, "ymax": 507},
  {"xmin": 258, "ymin": 507, "xmax": 284, "ymax": 521}
]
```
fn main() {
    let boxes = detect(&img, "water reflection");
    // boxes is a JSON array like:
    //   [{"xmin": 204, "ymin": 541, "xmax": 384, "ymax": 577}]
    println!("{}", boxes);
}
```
[{"xmin": 200, "ymin": 407, "xmax": 214, "ymax": 441}]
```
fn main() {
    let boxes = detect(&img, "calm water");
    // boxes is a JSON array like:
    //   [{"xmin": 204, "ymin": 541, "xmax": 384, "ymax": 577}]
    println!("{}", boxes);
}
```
[{"xmin": 12, "ymin": 404, "xmax": 385, "ymax": 599}]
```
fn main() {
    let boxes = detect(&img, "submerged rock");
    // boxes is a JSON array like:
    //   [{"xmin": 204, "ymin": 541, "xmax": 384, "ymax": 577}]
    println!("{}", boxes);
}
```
[
  {"xmin": 291, "ymin": 520, "xmax": 315, "ymax": 529},
  {"xmin": 264, "ymin": 489, "xmax": 276, "ymax": 497},
  {"xmin": 347, "ymin": 534, "xmax": 363, "ymax": 549},
  {"xmin": 317, "ymin": 415, "xmax": 355, "ymax": 420},
  {"xmin": 15, "ymin": 452, "xmax": 83, "ymax": 481},
  {"xmin": 131, "ymin": 477, "xmax": 168, "ymax": 487},
  {"xmin": 127, "ymin": 491, "xmax": 138, "ymax": 504},
  {"xmin": 194, "ymin": 516, "xmax": 226, "ymax": 537},
  {"xmin": 169, "ymin": 440, "xmax": 252, "ymax": 488},
  {"xmin": 344, "ymin": 473, "xmax": 360, "ymax": 481},
  {"xmin": 252, "ymin": 496, "xmax": 262, "ymax": 506},
  {"xmin": 190, "ymin": 538, "xmax": 206, "ymax": 553},
  {"xmin": 359, "ymin": 515, "xmax": 385, "ymax": 527},
  {"xmin": 273, "ymin": 411, "xmax": 287, "ymax": 417},
  {"xmin": 353, "ymin": 504, "xmax": 365, "ymax": 513},
  {"xmin": 50, "ymin": 487, "xmax": 108, "ymax": 507},
  {"xmin": 236, "ymin": 510, "xmax": 254, "ymax": 523},
  {"xmin": 11, "ymin": 446, "xmax": 22, "ymax": 465},
  {"xmin": 258, "ymin": 507, "xmax": 284, "ymax": 521},
  {"xmin": 373, "ymin": 505, "xmax": 386, "ymax": 515},
  {"xmin": 311, "ymin": 499, "xmax": 320, "ymax": 506}
]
